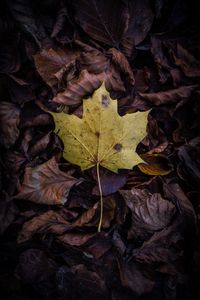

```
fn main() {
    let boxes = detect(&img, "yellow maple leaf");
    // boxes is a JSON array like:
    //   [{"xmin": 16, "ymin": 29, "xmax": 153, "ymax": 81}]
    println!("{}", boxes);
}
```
[
  {"xmin": 51, "ymin": 83, "xmax": 149, "ymax": 231},
  {"xmin": 51, "ymin": 83, "xmax": 149, "ymax": 173}
]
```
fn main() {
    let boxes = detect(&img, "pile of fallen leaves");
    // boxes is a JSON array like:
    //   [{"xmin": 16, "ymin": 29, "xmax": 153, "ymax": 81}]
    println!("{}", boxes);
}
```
[{"xmin": 0, "ymin": 1, "xmax": 200, "ymax": 299}]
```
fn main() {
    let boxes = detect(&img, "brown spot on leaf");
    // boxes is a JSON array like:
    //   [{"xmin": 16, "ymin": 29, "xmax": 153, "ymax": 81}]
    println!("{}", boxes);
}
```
[
  {"xmin": 95, "ymin": 131, "xmax": 100, "ymax": 137},
  {"xmin": 113, "ymin": 143, "xmax": 122, "ymax": 152},
  {"xmin": 102, "ymin": 95, "xmax": 110, "ymax": 107}
]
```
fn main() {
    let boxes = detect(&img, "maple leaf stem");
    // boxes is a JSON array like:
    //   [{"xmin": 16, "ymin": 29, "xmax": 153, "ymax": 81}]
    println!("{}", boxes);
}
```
[{"xmin": 96, "ymin": 162, "xmax": 103, "ymax": 232}]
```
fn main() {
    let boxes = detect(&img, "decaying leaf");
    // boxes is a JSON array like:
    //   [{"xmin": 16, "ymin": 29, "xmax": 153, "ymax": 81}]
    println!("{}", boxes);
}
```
[
  {"xmin": 138, "ymin": 153, "xmax": 173, "ymax": 175},
  {"xmin": 17, "ymin": 210, "xmax": 69, "ymax": 243},
  {"xmin": 15, "ymin": 157, "xmax": 82, "ymax": 205},
  {"xmin": 120, "ymin": 188, "xmax": 176, "ymax": 239},
  {"xmin": 33, "ymin": 48, "xmax": 79, "ymax": 89},
  {"xmin": 139, "ymin": 85, "xmax": 198, "ymax": 106},
  {"xmin": 51, "ymin": 83, "xmax": 149, "ymax": 173},
  {"xmin": 53, "ymin": 69, "xmax": 102, "ymax": 106},
  {"xmin": 70, "ymin": 0, "xmax": 127, "ymax": 48}
]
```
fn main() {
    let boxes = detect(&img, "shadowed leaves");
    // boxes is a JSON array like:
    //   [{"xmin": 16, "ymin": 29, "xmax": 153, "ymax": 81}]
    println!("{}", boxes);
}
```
[
  {"xmin": 70, "ymin": 0, "xmax": 127, "ymax": 48},
  {"xmin": 0, "ymin": 101, "xmax": 20, "ymax": 148}
]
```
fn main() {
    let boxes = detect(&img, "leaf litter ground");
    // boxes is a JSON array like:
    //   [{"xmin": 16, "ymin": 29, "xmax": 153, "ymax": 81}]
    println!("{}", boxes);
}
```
[{"xmin": 0, "ymin": 1, "xmax": 200, "ymax": 300}]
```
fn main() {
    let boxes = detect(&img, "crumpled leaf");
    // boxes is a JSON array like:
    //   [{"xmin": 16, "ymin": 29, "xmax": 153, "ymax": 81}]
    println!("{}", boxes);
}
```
[
  {"xmin": 77, "ymin": 40, "xmax": 108, "ymax": 74},
  {"xmin": 107, "ymin": 48, "xmax": 134, "ymax": 85},
  {"xmin": 0, "ymin": 101, "xmax": 20, "ymax": 148},
  {"xmin": 18, "ymin": 195, "xmax": 116, "ymax": 243},
  {"xmin": 17, "ymin": 210, "xmax": 70, "ymax": 243},
  {"xmin": 132, "ymin": 222, "xmax": 184, "ymax": 276},
  {"xmin": 33, "ymin": 48, "xmax": 78, "ymax": 89},
  {"xmin": 15, "ymin": 157, "xmax": 82, "ymax": 205},
  {"xmin": 120, "ymin": 188, "xmax": 176, "ymax": 239},
  {"xmin": 53, "ymin": 69, "xmax": 102, "ymax": 106},
  {"xmin": 28, "ymin": 132, "xmax": 51, "ymax": 158},
  {"xmin": 51, "ymin": 83, "xmax": 149, "ymax": 173}
]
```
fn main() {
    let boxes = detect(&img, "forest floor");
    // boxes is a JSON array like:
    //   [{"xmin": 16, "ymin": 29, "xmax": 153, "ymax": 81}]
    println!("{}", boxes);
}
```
[{"xmin": 0, "ymin": 1, "xmax": 200, "ymax": 299}]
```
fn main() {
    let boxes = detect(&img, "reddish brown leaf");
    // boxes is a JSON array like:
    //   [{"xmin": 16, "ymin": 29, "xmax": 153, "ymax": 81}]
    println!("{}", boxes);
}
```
[
  {"xmin": 139, "ymin": 85, "xmax": 198, "ymax": 105},
  {"xmin": 107, "ymin": 48, "xmax": 134, "ymax": 85},
  {"xmin": 17, "ymin": 210, "xmax": 70, "ymax": 243},
  {"xmin": 15, "ymin": 157, "xmax": 82, "ymax": 205},
  {"xmin": 120, "ymin": 188, "xmax": 176, "ymax": 239},
  {"xmin": 71, "ymin": 196, "xmax": 116, "ymax": 230},
  {"xmin": 33, "ymin": 48, "xmax": 79, "ymax": 89},
  {"xmin": 58, "ymin": 232, "xmax": 95, "ymax": 246},
  {"xmin": 53, "ymin": 69, "xmax": 102, "ymax": 106},
  {"xmin": 77, "ymin": 40, "xmax": 108, "ymax": 74},
  {"xmin": 28, "ymin": 133, "xmax": 51, "ymax": 157}
]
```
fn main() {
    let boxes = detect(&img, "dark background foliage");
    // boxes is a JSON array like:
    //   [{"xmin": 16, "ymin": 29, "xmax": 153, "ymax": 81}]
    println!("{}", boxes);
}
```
[{"xmin": 0, "ymin": 0, "xmax": 200, "ymax": 299}]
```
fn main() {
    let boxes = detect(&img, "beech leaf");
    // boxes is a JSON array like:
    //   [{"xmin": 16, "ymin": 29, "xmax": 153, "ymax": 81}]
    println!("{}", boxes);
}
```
[{"xmin": 51, "ymin": 83, "xmax": 149, "ymax": 173}]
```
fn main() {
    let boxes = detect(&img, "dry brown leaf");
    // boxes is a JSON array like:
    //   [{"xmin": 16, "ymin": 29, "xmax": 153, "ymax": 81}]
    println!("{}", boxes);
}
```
[
  {"xmin": 107, "ymin": 48, "xmax": 134, "ymax": 85},
  {"xmin": 58, "ymin": 232, "xmax": 95, "ymax": 246},
  {"xmin": 139, "ymin": 85, "xmax": 198, "ymax": 105},
  {"xmin": 15, "ymin": 157, "xmax": 82, "ymax": 205},
  {"xmin": 18, "ymin": 210, "xmax": 70, "ymax": 243},
  {"xmin": 76, "ymin": 40, "xmax": 108, "ymax": 74},
  {"xmin": 138, "ymin": 153, "xmax": 173, "ymax": 176},
  {"xmin": 33, "ymin": 48, "xmax": 79, "ymax": 88},
  {"xmin": 53, "ymin": 69, "xmax": 102, "ymax": 106},
  {"xmin": 120, "ymin": 188, "xmax": 176, "ymax": 239}
]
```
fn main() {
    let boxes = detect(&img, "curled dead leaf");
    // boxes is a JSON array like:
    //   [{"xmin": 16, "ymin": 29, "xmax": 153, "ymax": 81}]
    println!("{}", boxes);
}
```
[
  {"xmin": 139, "ymin": 85, "xmax": 198, "ymax": 106},
  {"xmin": 33, "ymin": 48, "xmax": 79, "ymax": 89},
  {"xmin": 53, "ymin": 69, "xmax": 102, "ymax": 106}
]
